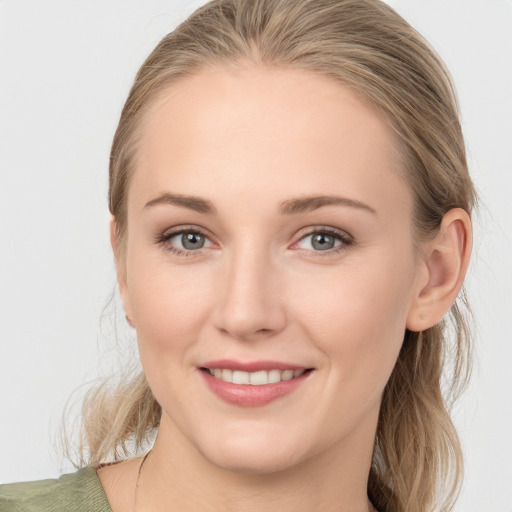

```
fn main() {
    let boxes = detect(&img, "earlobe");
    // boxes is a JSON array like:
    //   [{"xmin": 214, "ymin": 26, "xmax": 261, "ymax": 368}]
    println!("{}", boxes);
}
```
[
  {"xmin": 406, "ymin": 208, "xmax": 472, "ymax": 332},
  {"xmin": 109, "ymin": 218, "xmax": 135, "ymax": 329}
]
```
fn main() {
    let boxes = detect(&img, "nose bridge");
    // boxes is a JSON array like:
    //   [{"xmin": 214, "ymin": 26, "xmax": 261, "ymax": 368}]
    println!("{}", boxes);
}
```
[{"xmin": 214, "ymin": 239, "xmax": 285, "ymax": 339}]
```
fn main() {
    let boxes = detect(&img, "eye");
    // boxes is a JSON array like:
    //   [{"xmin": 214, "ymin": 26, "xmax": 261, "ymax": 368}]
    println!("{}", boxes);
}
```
[
  {"xmin": 156, "ymin": 228, "xmax": 214, "ymax": 255},
  {"xmin": 171, "ymin": 231, "xmax": 207, "ymax": 250},
  {"xmin": 294, "ymin": 228, "xmax": 353, "ymax": 253}
]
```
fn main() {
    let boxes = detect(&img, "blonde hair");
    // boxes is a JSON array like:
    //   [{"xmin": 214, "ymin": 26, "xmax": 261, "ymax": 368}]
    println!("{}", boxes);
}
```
[{"xmin": 78, "ymin": 1, "xmax": 476, "ymax": 510}]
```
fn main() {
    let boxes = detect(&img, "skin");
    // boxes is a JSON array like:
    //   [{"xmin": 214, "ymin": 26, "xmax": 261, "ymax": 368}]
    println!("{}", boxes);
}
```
[{"xmin": 98, "ymin": 64, "xmax": 472, "ymax": 512}]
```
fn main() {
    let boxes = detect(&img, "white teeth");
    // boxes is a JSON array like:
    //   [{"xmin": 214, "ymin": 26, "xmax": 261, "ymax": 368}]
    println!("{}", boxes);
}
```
[
  {"xmin": 268, "ymin": 369, "xmax": 281, "ymax": 383},
  {"xmin": 208, "ymin": 368, "xmax": 306, "ymax": 385},
  {"xmin": 232, "ymin": 370, "xmax": 249, "ymax": 384},
  {"xmin": 249, "ymin": 371, "xmax": 268, "ymax": 385},
  {"xmin": 222, "ymin": 369, "xmax": 233, "ymax": 381},
  {"xmin": 281, "ymin": 370, "xmax": 294, "ymax": 381}
]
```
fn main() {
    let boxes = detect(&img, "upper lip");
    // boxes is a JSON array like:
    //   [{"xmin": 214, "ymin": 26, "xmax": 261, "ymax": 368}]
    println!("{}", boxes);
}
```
[{"xmin": 201, "ymin": 359, "xmax": 310, "ymax": 372}]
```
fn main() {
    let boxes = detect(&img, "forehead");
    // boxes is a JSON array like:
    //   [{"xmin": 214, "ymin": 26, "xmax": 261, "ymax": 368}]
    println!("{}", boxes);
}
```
[{"xmin": 131, "ymin": 64, "xmax": 411, "ymax": 220}]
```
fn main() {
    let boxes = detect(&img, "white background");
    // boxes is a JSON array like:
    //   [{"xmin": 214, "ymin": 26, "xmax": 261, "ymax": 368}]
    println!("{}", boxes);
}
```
[{"xmin": 1, "ymin": 1, "xmax": 511, "ymax": 510}]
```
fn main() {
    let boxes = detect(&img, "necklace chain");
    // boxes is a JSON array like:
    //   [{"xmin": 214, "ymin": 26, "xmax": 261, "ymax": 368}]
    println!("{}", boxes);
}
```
[{"xmin": 134, "ymin": 451, "xmax": 151, "ymax": 511}]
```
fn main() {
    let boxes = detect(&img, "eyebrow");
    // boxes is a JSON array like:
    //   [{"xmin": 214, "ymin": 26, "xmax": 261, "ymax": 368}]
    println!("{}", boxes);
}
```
[
  {"xmin": 144, "ymin": 193, "xmax": 217, "ymax": 214},
  {"xmin": 279, "ymin": 195, "xmax": 377, "ymax": 215},
  {"xmin": 143, "ymin": 192, "xmax": 376, "ymax": 216}
]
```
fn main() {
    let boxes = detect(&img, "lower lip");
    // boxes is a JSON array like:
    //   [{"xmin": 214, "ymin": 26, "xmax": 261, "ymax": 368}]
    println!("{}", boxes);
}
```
[{"xmin": 200, "ymin": 370, "xmax": 311, "ymax": 407}]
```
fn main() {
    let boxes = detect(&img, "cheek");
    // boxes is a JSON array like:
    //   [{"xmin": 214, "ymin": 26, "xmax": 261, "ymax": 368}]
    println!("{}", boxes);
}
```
[
  {"xmin": 125, "ymin": 250, "xmax": 214, "ymax": 366},
  {"xmin": 292, "ymin": 252, "xmax": 414, "ymax": 392}
]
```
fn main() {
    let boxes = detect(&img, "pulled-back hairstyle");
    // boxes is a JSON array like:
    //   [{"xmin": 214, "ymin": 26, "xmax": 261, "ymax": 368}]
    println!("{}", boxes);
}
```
[{"xmin": 76, "ymin": 1, "xmax": 476, "ymax": 511}]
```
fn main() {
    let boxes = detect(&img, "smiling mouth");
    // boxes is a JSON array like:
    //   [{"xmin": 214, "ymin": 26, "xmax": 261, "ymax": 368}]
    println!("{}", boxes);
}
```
[{"xmin": 200, "ymin": 368, "xmax": 313, "ymax": 385}]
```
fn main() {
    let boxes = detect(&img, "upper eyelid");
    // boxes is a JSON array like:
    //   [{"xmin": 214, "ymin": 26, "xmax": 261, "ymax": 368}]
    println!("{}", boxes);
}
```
[
  {"xmin": 294, "ymin": 225, "xmax": 353, "ymax": 241},
  {"xmin": 161, "ymin": 225, "xmax": 213, "ymax": 239},
  {"xmin": 159, "ymin": 224, "xmax": 351, "ymax": 236}
]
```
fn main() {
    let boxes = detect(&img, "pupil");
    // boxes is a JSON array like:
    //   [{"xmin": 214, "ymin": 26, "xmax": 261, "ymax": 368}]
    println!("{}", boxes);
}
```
[
  {"xmin": 182, "ymin": 232, "xmax": 204, "ymax": 250},
  {"xmin": 312, "ymin": 233, "xmax": 334, "ymax": 251}
]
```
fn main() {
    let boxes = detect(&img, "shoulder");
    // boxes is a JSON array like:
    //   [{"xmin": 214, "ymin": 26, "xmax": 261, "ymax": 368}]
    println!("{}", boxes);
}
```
[{"xmin": 0, "ymin": 467, "xmax": 112, "ymax": 512}]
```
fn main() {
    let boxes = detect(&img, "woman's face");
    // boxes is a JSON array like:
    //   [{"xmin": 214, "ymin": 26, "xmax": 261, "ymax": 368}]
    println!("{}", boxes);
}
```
[{"xmin": 119, "ymin": 65, "xmax": 425, "ymax": 474}]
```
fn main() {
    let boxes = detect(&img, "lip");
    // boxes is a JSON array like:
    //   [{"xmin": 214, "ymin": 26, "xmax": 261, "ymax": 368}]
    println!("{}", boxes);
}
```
[
  {"xmin": 201, "ymin": 359, "xmax": 307, "ymax": 372},
  {"xmin": 199, "ymin": 360, "xmax": 313, "ymax": 407}
]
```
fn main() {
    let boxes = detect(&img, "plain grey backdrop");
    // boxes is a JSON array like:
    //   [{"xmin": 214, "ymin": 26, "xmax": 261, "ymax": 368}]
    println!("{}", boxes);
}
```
[{"xmin": 1, "ymin": 1, "xmax": 511, "ymax": 510}]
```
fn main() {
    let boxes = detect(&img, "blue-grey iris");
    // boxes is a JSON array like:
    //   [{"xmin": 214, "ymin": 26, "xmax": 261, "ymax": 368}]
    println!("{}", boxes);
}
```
[
  {"xmin": 182, "ymin": 232, "xmax": 205, "ymax": 250},
  {"xmin": 312, "ymin": 233, "xmax": 335, "ymax": 251}
]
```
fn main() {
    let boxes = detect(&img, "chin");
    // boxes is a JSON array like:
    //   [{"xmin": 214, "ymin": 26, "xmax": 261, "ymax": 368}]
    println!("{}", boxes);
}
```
[
  {"xmin": 197, "ymin": 426, "xmax": 314, "ymax": 475},
  {"xmin": 206, "ymin": 448, "xmax": 305, "ymax": 475}
]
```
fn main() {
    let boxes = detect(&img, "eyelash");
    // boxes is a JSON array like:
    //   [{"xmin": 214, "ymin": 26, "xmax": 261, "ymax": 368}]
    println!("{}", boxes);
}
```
[
  {"xmin": 294, "ymin": 227, "xmax": 354, "ymax": 257},
  {"xmin": 155, "ymin": 227, "xmax": 209, "ymax": 257},
  {"xmin": 155, "ymin": 226, "xmax": 354, "ymax": 257}
]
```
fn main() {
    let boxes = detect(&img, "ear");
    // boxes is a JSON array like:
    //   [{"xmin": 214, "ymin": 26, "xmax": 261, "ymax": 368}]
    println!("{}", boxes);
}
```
[
  {"xmin": 406, "ymin": 208, "xmax": 472, "ymax": 332},
  {"xmin": 110, "ymin": 218, "xmax": 135, "ymax": 328}
]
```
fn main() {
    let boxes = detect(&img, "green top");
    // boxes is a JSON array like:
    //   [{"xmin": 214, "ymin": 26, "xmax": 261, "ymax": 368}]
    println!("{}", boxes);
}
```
[{"xmin": 0, "ymin": 467, "xmax": 112, "ymax": 512}]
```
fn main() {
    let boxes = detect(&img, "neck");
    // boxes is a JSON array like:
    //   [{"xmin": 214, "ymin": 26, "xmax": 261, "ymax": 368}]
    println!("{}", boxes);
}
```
[{"xmin": 135, "ymin": 413, "xmax": 377, "ymax": 512}]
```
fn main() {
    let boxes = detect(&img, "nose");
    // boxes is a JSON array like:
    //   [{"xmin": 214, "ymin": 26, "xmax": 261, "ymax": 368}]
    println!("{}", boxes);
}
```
[{"xmin": 213, "ymin": 246, "xmax": 287, "ymax": 341}]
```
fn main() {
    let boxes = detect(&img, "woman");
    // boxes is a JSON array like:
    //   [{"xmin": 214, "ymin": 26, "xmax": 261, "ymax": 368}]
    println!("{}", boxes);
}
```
[{"xmin": 0, "ymin": 0, "xmax": 475, "ymax": 511}]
